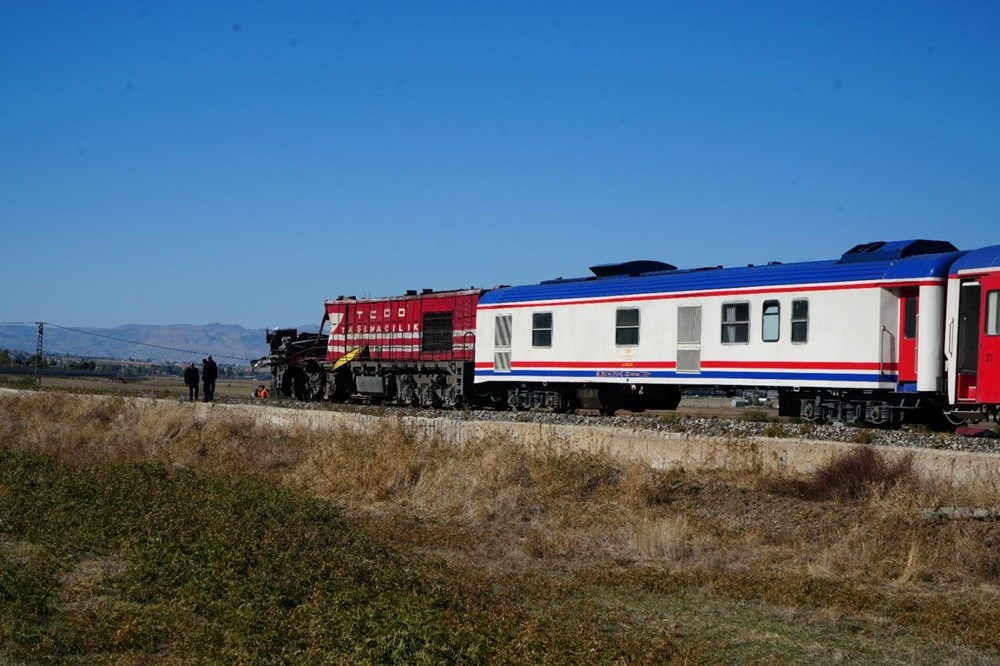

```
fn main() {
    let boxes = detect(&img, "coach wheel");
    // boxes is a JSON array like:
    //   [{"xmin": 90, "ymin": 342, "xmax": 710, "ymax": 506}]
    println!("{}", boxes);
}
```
[
  {"xmin": 801, "ymin": 401, "xmax": 816, "ymax": 421},
  {"xmin": 865, "ymin": 401, "xmax": 898, "ymax": 427}
]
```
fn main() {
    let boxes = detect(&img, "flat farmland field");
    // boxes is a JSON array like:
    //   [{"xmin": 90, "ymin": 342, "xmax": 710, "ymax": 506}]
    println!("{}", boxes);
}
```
[{"xmin": 1, "ymin": 372, "xmax": 263, "ymax": 401}]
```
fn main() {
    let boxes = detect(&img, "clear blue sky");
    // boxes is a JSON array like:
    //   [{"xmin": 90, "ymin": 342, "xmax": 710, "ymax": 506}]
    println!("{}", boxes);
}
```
[{"xmin": 2, "ymin": 1, "xmax": 998, "ymax": 329}]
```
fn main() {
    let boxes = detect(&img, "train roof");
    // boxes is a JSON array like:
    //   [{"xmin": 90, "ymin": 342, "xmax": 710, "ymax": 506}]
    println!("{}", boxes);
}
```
[
  {"xmin": 324, "ymin": 288, "xmax": 485, "ymax": 306},
  {"xmin": 950, "ymin": 244, "xmax": 1000, "ymax": 274},
  {"xmin": 480, "ymin": 239, "xmax": 967, "ymax": 306}
]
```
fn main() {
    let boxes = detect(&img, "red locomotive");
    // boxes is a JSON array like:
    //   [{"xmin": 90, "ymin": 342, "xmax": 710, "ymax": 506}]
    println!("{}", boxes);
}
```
[{"xmin": 265, "ymin": 288, "xmax": 485, "ymax": 407}]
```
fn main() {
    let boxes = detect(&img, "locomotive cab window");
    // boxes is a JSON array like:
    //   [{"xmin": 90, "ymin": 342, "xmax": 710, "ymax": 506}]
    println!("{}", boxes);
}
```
[
  {"xmin": 721, "ymin": 302, "xmax": 749, "ymax": 344},
  {"xmin": 791, "ymin": 299, "xmax": 809, "ymax": 343},
  {"xmin": 988, "ymin": 291, "xmax": 1000, "ymax": 336},
  {"xmin": 616, "ymin": 308, "xmax": 640, "ymax": 346},
  {"xmin": 532, "ymin": 312, "xmax": 552, "ymax": 347},
  {"xmin": 421, "ymin": 312, "xmax": 453, "ymax": 352},
  {"xmin": 762, "ymin": 300, "xmax": 780, "ymax": 342}
]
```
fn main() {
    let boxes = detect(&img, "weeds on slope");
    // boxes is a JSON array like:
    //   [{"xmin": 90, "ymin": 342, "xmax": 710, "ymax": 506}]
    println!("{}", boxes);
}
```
[
  {"xmin": 0, "ymin": 448, "xmax": 686, "ymax": 663},
  {"xmin": 0, "ymin": 450, "xmax": 480, "ymax": 663}
]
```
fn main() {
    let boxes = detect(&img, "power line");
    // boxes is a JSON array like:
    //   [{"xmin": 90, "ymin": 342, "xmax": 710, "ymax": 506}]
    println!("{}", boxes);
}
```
[{"xmin": 0, "ymin": 321, "xmax": 257, "ymax": 363}]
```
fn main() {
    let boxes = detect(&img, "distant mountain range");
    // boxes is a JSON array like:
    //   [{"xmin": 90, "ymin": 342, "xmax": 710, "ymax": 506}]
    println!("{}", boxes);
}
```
[{"xmin": 0, "ymin": 323, "xmax": 316, "ymax": 365}]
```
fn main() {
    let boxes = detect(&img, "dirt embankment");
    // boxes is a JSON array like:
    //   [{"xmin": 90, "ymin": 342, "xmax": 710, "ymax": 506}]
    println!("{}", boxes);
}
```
[{"xmin": 2, "ymin": 390, "xmax": 1000, "ymax": 663}]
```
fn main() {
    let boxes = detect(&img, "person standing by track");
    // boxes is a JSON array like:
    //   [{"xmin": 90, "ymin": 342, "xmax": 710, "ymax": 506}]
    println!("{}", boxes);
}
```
[
  {"xmin": 202, "ymin": 356, "xmax": 218, "ymax": 402},
  {"xmin": 183, "ymin": 362, "xmax": 200, "ymax": 401}
]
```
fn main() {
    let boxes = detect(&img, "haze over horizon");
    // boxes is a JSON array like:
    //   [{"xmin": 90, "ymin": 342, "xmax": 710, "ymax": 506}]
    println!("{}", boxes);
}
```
[{"xmin": 3, "ymin": 2, "xmax": 998, "ymax": 329}]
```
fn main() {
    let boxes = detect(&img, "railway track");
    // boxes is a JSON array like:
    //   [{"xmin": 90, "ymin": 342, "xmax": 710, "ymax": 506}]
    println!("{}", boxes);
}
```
[{"xmin": 228, "ymin": 395, "xmax": 1000, "ymax": 455}]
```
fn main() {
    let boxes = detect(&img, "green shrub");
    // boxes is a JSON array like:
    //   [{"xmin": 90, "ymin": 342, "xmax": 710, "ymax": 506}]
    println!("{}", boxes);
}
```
[
  {"xmin": 740, "ymin": 410, "xmax": 772, "ymax": 423},
  {"xmin": 763, "ymin": 422, "xmax": 786, "ymax": 438}
]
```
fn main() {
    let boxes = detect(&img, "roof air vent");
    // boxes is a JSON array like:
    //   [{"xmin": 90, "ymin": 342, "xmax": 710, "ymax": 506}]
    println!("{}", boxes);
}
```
[
  {"xmin": 838, "ymin": 239, "xmax": 958, "ymax": 263},
  {"xmin": 589, "ymin": 260, "xmax": 677, "ymax": 278}
]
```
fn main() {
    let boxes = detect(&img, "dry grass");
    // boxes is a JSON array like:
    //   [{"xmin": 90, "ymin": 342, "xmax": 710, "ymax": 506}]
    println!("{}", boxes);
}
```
[
  {"xmin": 3, "ymin": 391, "xmax": 1000, "ymax": 661},
  {"xmin": 803, "ymin": 445, "xmax": 914, "ymax": 500}
]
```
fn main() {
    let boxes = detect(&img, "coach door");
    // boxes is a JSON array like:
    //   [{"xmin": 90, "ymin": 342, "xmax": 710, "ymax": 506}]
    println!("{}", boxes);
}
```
[
  {"xmin": 676, "ymin": 305, "xmax": 702, "ymax": 373},
  {"xmin": 955, "ymin": 281, "xmax": 981, "ymax": 401},
  {"xmin": 978, "ymin": 275, "xmax": 1000, "ymax": 403},
  {"xmin": 897, "ymin": 288, "xmax": 918, "ymax": 384}
]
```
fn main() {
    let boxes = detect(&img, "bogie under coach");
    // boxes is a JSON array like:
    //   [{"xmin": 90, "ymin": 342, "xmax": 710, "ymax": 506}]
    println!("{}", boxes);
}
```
[{"xmin": 264, "ymin": 239, "xmax": 1000, "ymax": 426}]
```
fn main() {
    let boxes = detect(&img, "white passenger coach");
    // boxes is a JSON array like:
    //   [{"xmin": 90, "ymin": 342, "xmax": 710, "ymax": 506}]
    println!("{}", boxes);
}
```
[{"xmin": 474, "ymin": 239, "xmax": 1000, "ymax": 425}]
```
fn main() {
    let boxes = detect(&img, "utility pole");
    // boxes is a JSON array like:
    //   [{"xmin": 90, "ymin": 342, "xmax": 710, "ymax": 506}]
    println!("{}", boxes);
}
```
[{"xmin": 35, "ymin": 322, "xmax": 43, "ymax": 386}]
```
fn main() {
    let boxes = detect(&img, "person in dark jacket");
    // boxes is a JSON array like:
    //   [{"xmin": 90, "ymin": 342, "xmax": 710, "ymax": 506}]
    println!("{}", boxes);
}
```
[
  {"xmin": 202, "ymin": 355, "xmax": 218, "ymax": 402},
  {"xmin": 183, "ymin": 362, "xmax": 200, "ymax": 401}
]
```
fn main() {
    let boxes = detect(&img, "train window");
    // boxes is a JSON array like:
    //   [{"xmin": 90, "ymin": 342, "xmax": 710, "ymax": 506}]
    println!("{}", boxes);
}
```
[
  {"xmin": 721, "ymin": 302, "xmax": 749, "ymax": 344},
  {"xmin": 616, "ymin": 308, "xmax": 640, "ymax": 346},
  {"xmin": 677, "ymin": 306, "xmax": 702, "ymax": 344},
  {"xmin": 495, "ymin": 315, "xmax": 512, "ymax": 347},
  {"xmin": 762, "ymin": 300, "xmax": 780, "ymax": 342},
  {"xmin": 532, "ymin": 312, "xmax": 552, "ymax": 347},
  {"xmin": 987, "ymin": 291, "xmax": 1000, "ymax": 336},
  {"xmin": 904, "ymin": 296, "xmax": 918, "ymax": 339},
  {"xmin": 421, "ymin": 312, "xmax": 453, "ymax": 352},
  {"xmin": 791, "ymin": 299, "xmax": 809, "ymax": 343},
  {"xmin": 494, "ymin": 314, "xmax": 512, "ymax": 373}
]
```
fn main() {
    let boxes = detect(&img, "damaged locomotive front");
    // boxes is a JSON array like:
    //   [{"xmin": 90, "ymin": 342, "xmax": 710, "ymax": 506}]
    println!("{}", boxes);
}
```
[{"xmin": 262, "ymin": 289, "xmax": 486, "ymax": 407}]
